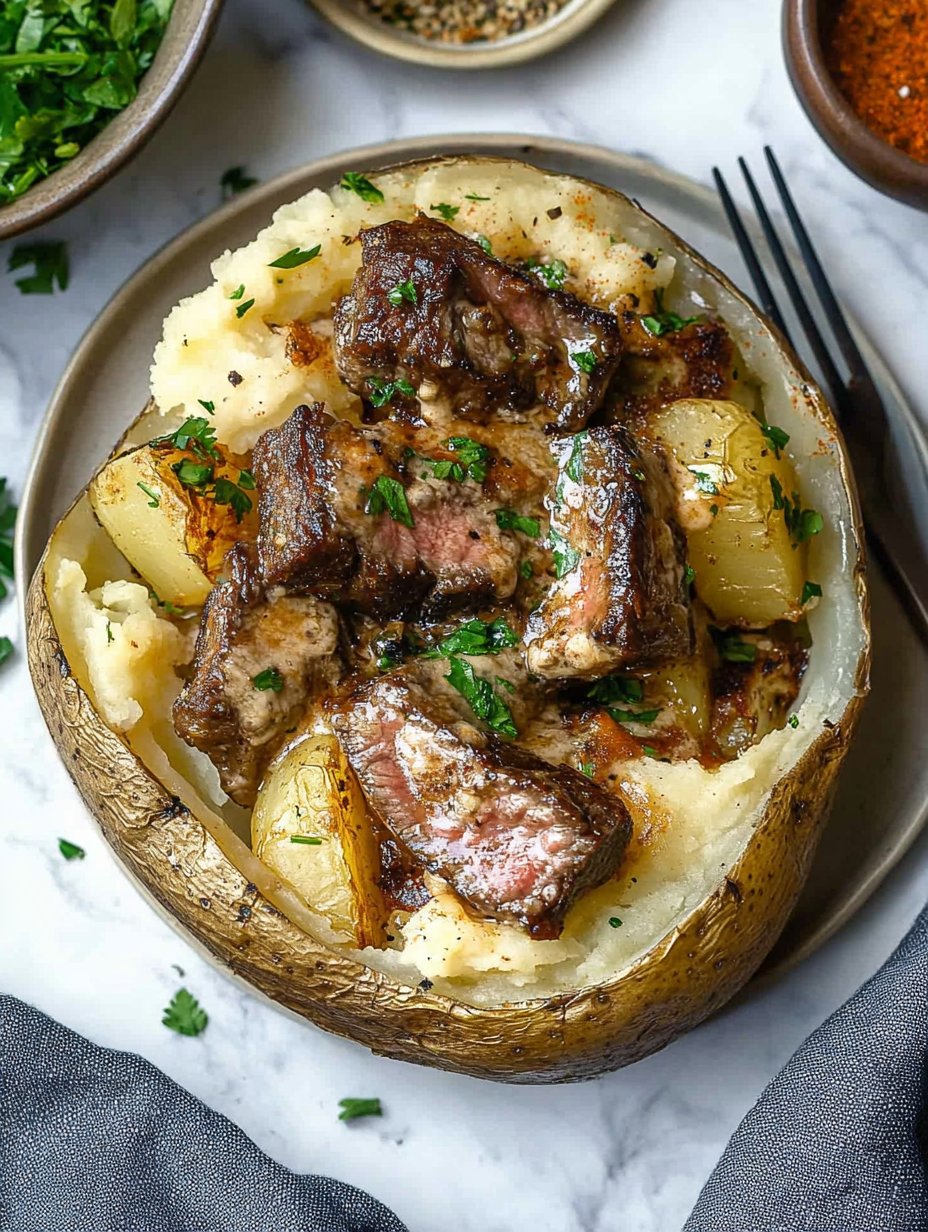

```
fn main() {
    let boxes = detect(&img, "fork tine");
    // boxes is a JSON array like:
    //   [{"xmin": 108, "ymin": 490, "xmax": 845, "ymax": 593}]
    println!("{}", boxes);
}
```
[
  {"xmin": 736, "ymin": 157, "xmax": 845, "ymax": 403},
  {"xmin": 764, "ymin": 147, "xmax": 873, "ymax": 388},
  {"xmin": 712, "ymin": 167, "xmax": 793, "ymax": 344}
]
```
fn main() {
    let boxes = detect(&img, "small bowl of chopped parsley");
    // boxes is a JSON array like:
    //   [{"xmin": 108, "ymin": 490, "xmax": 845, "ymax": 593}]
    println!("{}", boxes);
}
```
[{"xmin": 0, "ymin": 0, "xmax": 223, "ymax": 239}]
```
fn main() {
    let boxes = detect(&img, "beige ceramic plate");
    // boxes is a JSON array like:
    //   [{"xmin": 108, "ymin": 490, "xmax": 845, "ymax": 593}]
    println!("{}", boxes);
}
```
[
  {"xmin": 308, "ymin": 0, "xmax": 616, "ymax": 68},
  {"xmin": 16, "ymin": 134, "xmax": 928, "ymax": 985}
]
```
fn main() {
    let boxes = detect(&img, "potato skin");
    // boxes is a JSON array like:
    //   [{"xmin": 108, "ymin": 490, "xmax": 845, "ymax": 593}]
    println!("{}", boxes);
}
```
[{"xmin": 26, "ymin": 155, "xmax": 870, "ymax": 1082}]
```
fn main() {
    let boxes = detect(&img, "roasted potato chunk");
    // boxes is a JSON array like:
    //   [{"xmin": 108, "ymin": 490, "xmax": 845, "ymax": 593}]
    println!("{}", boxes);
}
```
[
  {"xmin": 645, "ymin": 398, "xmax": 809, "ymax": 627},
  {"xmin": 89, "ymin": 442, "xmax": 257, "ymax": 608},
  {"xmin": 251, "ymin": 732, "xmax": 387, "ymax": 948}
]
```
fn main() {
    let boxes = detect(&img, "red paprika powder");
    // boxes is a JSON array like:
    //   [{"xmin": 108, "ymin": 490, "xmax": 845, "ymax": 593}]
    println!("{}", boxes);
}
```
[{"xmin": 826, "ymin": 0, "xmax": 928, "ymax": 164}]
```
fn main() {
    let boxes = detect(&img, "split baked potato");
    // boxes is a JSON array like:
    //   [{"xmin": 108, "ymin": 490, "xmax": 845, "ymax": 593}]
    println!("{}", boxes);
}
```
[{"xmin": 27, "ymin": 156, "xmax": 869, "ymax": 1082}]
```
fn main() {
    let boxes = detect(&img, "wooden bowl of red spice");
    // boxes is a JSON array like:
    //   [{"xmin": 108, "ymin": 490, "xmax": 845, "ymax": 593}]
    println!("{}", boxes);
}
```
[{"xmin": 785, "ymin": 0, "xmax": 928, "ymax": 210}]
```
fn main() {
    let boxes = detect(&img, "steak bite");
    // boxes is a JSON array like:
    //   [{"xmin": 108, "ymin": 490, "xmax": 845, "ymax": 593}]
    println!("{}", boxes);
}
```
[
  {"xmin": 173, "ymin": 543, "xmax": 340, "ymax": 807},
  {"xmin": 252, "ymin": 403, "xmax": 520, "ymax": 620},
  {"xmin": 332, "ymin": 672, "xmax": 632, "ymax": 939},
  {"xmin": 525, "ymin": 426, "xmax": 692, "ymax": 680},
  {"xmin": 334, "ymin": 216, "xmax": 623, "ymax": 431}
]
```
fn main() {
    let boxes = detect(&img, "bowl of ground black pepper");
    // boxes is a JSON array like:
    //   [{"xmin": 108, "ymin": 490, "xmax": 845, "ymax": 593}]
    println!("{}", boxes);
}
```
[
  {"xmin": 785, "ymin": 0, "xmax": 928, "ymax": 210},
  {"xmin": 308, "ymin": 0, "xmax": 616, "ymax": 68}
]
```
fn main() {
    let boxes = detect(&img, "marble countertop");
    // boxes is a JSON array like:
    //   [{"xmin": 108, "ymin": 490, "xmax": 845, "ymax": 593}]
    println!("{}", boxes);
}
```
[{"xmin": 3, "ymin": 1, "xmax": 928, "ymax": 1228}]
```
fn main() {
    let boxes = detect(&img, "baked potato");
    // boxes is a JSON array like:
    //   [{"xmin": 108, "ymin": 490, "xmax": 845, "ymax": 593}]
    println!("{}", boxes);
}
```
[{"xmin": 26, "ymin": 156, "xmax": 869, "ymax": 1082}]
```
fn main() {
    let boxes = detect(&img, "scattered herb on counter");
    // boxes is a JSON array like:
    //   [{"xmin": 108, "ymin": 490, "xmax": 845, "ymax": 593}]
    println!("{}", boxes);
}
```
[
  {"xmin": 137, "ymin": 481, "xmax": 160, "ymax": 508},
  {"xmin": 290, "ymin": 835, "xmax": 324, "ymax": 846},
  {"xmin": 340, "ymin": 171, "xmax": 384, "ymax": 203},
  {"xmin": 58, "ymin": 838, "xmax": 85, "ymax": 860},
  {"xmin": 608, "ymin": 916, "xmax": 623, "ymax": 928},
  {"xmin": 363, "ymin": 474, "xmax": 414, "ymax": 528},
  {"xmin": 162, "ymin": 988, "xmax": 208, "ymax": 1038},
  {"xmin": 770, "ymin": 476, "xmax": 824, "ymax": 544},
  {"xmin": 549, "ymin": 528, "xmax": 580, "ymax": 579},
  {"xmin": 0, "ymin": 477, "xmax": 15, "ymax": 602},
  {"xmin": 252, "ymin": 667, "xmax": 284, "ymax": 692},
  {"xmin": 495, "ymin": 509, "xmax": 540, "ymax": 538},
  {"xmin": 220, "ymin": 166, "xmax": 258, "ymax": 199},
  {"xmin": 366, "ymin": 376, "xmax": 416, "ymax": 408},
  {"xmin": 588, "ymin": 675, "xmax": 644, "ymax": 706},
  {"xmin": 788, "ymin": 714, "xmax": 800, "ymax": 729},
  {"xmin": 234, "ymin": 297, "xmax": 256, "ymax": 319},
  {"xmin": 8, "ymin": 242, "xmax": 69, "ymax": 294},
  {"xmin": 446, "ymin": 655, "xmax": 518, "ymax": 739},
  {"xmin": 387, "ymin": 278, "xmax": 417, "ymax": 306},
  {"xmin": 338, "ymin": 1097, "xmax": 382, "ymax": 1123},
  {"xmin": 422, "ymin": 617, "xmax": 519, "ymax": 659},
  {"xmin": 0, "ymin": 1, "xmax": 175, "ymax": 205},
  {"xmin": 641, "ymin": 288, "xmax": 699, "ymax": 336},
  {"xmin": 523, "ymin": 257, "xmax": 568, "ymax": 290},
  {"xmin": 430, "ymin": 202, "xmax": 460, "ymax": 221},
  {"xmin": 268, "ymin": 245, "xmax": 321, "ymax": 270},
  {"xmin": 713, "ymin": 630, "xmax": 758, "ymax": 664},
  {"xmin": 570, "ymin": 349, "xmax": 597, "ymax": 375},
  {"xmin": 761, "ymin": 423, "xmax": 790, "ymax": 459},
  {"xmin": 801, "ymin": 581, "xmax": 823, "ymax": 606},
  {"xmin": 0, "ymin": 636, "xmax": 13, "ymax": 667}
]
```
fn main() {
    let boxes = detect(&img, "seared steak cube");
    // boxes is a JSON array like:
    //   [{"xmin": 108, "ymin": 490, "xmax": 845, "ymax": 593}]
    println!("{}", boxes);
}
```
[
  {"xmin": 252, "ymin": 404, "xmax": 520, "ymax": 620},
  {"xmin": 173, "ymin": 543, "xmax": 340, "ymax": 806},
  {"xmin": 332, "ymin": 672, "xmax": 632, "ymax": 938},
  {"xmin": 525, "ymin": 426, "xmax": 692, "ymax": 680},
  {"xmin": 334, "ymin": 217, "xmax": 623, "ymax": 431}
]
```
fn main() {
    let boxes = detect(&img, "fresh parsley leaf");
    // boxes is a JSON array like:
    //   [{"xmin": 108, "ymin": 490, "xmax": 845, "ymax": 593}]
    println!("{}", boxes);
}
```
[
  {"xmin": 0, "ymin": 478, "xmax": 16, "ymax": 602},
  {"xmin": 221, "ymin": 166, "xmax": 258, "ymax": 198},
  {"xmin": 570, "ymin": 349, "xmax": 597, "ymax": 375},
  {"xmin": 684, "ymin": 563, "xmax": 696, "ymax": 586},
  {"xmin": 588, "ymin": 675, "xmax": 644, "ymax": 705},
  {"xmin": 363, "ymin": 474, "xmax": 414, "ymax": 528},
  {"xmin": 446, "ymin": 655, "xmax": 518, "ymax": 739},
  {"xmin": 549, "ymin": 528, "xmax": 580, "ymax": 579},
  {"xmin": 198, "ymin": 399, "xmax": 215, "ymax": 414},
  {"xmin": 419, "ymin": 437, "xmax": 489, "ymax": 485},
  {"xmin": 641, "ymin": 289, "xmax": 699, "ymax": 336},
  {"xmin": 58, "ymin": 838, "xmax": 85, "ymax": 860},
  {"xmin": 340, "ymin": 172, "xmax": 384, "ymax": 203},
  {"xmin": 770, "ymin": 476, "xmax": 824, "ymax": 544},
  {"xmin": 229, "ymin": 284, "xmax": 246, "ymax": 300},
  {"xmin": 366, "ymin": 376, "xmax": 416, "ymax": 408},
  {"xmin": 252, "ymin": 667, "xmax": 284, "ymax": 692},
  {"xmin": 523, "ymin": 257, "xmax": 568, "ymax": 290},
  {"xmin": 137, "ymin": 481, "xmax": 160, "ymax": 507},
  {"xmin": 495, "ymin": 508, "xmax": 540, "ymax": 538},
  {"xmin": 106, "ymin": 620, "xmax": 114, "ymax": 644},
  {"xmin": 690, "ymin": 470, "xmax": 719, "ymax": 496},
  {"xmin": 608, "ymin": 916, "xmax": 623, "ymax": 928},
  {"xmin": 788, "ymin": 714, "xmax": 800, "ymax": 729},
  {"xmin": 8, "ymin": 242, "xmax": 69, "ymax": 294},
  {"xmin": 172, "ymin": 459, "xmax": 213, "ymax": 489},
  {"xmin": 519, "ymin": 559, "xmax": 534, "ymax": 579},
  {"xmin": 213, "ymin": 475, "xmax": 254, "ymax": 522},
  {"xmin": 713, "ymin": 629, "xmax": 758, "ymax": 663},
  {"xmin": 564, "ymin": 432, "xmax": 586, "ymax": 483},
  {"xmin": 475, "ymin": 234, "xmax": 493, "ymax": 255},
  {"xmin": 152, "ymin": 416, "xmax": 220, "ymax": 458},
  {"xmin": 235, "ymin": 297, "xmax": 255, "ymax": 319},
  {"xmin": 761, "ymin": 422, "xmax": 790, "ymax": 459},
  {"xmin": 162, "ymin": 988, "xmax": 208, "ymax": 1037},
  {"xmin": 424, "ymin": 617, "xmax": 519, "ymax": 660},
  {"xmin": 268, "ymin": 245, "xmax": 321, "ymax": 270},
  {"xmin": 430, "ymin": 202, "xmax": 460, "ymax": 220},
  {"xmin": 608, "ymin": 706, "xmax": 661, "ymax": 725},
  {"xmin": 290, "ymin": 835, "xmax": 324, "ymax": 845},
  {"xmin": 801, "ymin": 580, "xmax": 823, "ymax": 606},
  {"xmin": 338, "ymin": 1097, "xmax": 382, "ymax": 1122},
  {"xmin": 465, "ymin": 193, "xmax": 490, "ymax": 201},
  {"xmin": 580, "ymin": 762, "xmax": 595, "ymax": 778},
  {"xmin": 387, "ymin": 278, "xmax": 417, "ymax": 306}
]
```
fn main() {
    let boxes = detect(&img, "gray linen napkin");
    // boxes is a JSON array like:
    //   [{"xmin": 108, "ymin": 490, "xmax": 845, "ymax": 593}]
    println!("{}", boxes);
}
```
[
  {"xmin": 685, "ymin": 902, "xmax": 928, "ymax": 1232},
  {"xmin": 0, "ymin": 996, "xmax": 408, "ymax": 1232}
]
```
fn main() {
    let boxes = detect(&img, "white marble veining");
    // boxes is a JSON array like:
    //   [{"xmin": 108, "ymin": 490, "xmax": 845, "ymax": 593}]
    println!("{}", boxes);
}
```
[{"xmin": 2, "ymin": 1, "xmax": 928, "ymax": 1229}]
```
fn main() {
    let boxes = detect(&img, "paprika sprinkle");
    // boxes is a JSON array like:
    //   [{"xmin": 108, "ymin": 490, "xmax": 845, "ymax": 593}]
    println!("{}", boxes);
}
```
[{"xmin": 825, "ymin": 0, "xmax": 928, "ymax": 164}]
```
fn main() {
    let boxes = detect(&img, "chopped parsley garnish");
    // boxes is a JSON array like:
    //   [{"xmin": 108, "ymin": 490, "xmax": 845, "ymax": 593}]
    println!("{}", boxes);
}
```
[
  {"xmin": 684, "ymin": 563, "xmax": 696, "ymax": 586},
  {"xmin": 8, "ymin": 242, "xmax": 69, "ymax": 294},
  {"xmin": 475, "ymin": 234, "xmax": 493, "ymax": 254},
  {"xmin": 570, "ymin": 349, "xmax": 597, "ymax": 375},
  {"xmin": 588, "ymin": 675, "xmax": 644, "ymax": 705},
  {"xmin": 0, "ymin": 636, "xmax": 12, "ymax": 667},
  {"xmin": 549, "ymin": 528, "xmax": 580, "ymax": 579},
  {"xmin": 106, "ymin": 621, "xmax": 114, "ymax": 644},
  {"xmin": 252, "ymin": 667, "xmax": 284, "ymax": 692},
  {"xmin": 0, "ymin": 477, "xmax": 15, "ymax": 602},
  {"xmin": 387, "ymin": 278, "xmax": 417, "ymax": 306},
  {"xmin": 290, "ymin": 835, "xmax": 324, "ymax": 846},
  {"xmin": 770, "ymin": 476, "xmax": 824, "ymax": 544},
  {"xmin": 608, "ymin": 917, "xmax": 622, "ymax": 928},
  {"xmin": 198, "ymin": 399, "xmax": 215, "ymax": 414},
  {"xmin": 465, "ymin": 193, "xmax": 491, "ymax": 201},
  {"xmin": 58, "ymin": 838, "xmax": 85, "ymax": 860},
  {"xmin": 419, "ymin": 437, "xmax": 489, "ymax": 484},
  {"xmin": 495, "ymin": 509, "xmax": 540, "ymax": 538},
  {"xmin": 268, "ymin": 245, "xmax": 321, "ymax": 270},
  {"xmin": 221, "ymin": 166, "xmax": 258, "ymax": 198},
  {"xmin": 446, "ymin": 655, "xmax": 518, "ymax": 739},
  {"xmin": 713, "ymin": 630, "xmax": 758, "ymax": 663},
  {"xmin": 761, "ymin": 423, "xmax": 790, "ymax": 459},
  {"xmin": 423, "ymin": 617, "xmax": 519, "ymax": 660},
  {"xmin": 523, "ymin": 257, "xmax": 568, "ymax": 290},
  {"xmin": 213, "ymin": 473, "xmax": 255, "ymax": 522},
  {"xmin": 788, "ymin": 714, "xmax": 800, "ymax": 729},
  {"xmin": 580, "ymin": 762, "xmax": 595, "ymax": 778},
  {"xmin": 564, "ymin": 432, "xmax": 586, "ymax": 484},
  {"xmin": 519, "ymin": 559, "xmax": 534, "ymax": 579},
  {"xmin": 137, "ymin": 481, "xmax": 160, "ymax": 507},
  {"xmin": 162, "ymin": 988, "xmax": 208, "ymax": 1038},
  {"xmin": 690, "ymin": 470, "xmax": 719, "ymax": 496},
  {"xmin": 801, "ymin": 580, "xmax": 823, "ymax": 606},
  {"xmin": 340, "ymin": 172, "xmax": 384, "ymax": 203},
  {"xmin": 641, "ymin": 288, "xmax": 699, "ymax": 336},
  {"xmin": 229, "ymin": 284, "xmax": 246, "ymax": 300},
  {"xmin": 172, "ymin": 458, "xmax": 212, "ymax": 488},
  {"xmin": 0, "ymin": 2, "xmax": 174, "ymax": 206},
  {"xmin": 153, "ymin": 416, "xmax": 220, "ymax": 459},
  {"xmin": 366, "ymin": 376, "xmax": 416, "ymax": 408},
  {"xmin": 430, "ymin": 202, "xmax": 460, "ymax": 221},
  {"xmin": 363, "ymin": 474, "xmax": 414, "ymax": 528},
  {"xmin": 338, "ymin": 1097, "xmax": 382, "ymax": 1122},
  {"xmin": 235, "ymin": 297, "xmax": 255, "ymax": 319},
  {"xmin": 608, "ymin": 707, "xmax": 660, "ymax": 725}
]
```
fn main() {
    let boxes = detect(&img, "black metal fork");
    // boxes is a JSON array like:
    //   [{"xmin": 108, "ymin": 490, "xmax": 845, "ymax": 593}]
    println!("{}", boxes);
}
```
[{"xmin": 713, "ymin": 147, "xmax": 928, "ymax": 650}]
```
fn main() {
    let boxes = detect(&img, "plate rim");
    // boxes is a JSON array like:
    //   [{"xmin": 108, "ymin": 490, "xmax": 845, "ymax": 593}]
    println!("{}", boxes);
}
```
[{"xmin": 15, "ymin": 130, "xmax": 928, "ymax": 989}]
